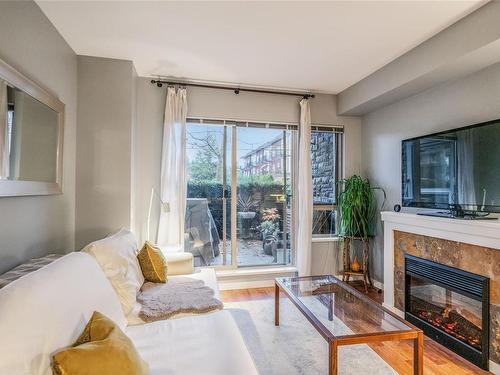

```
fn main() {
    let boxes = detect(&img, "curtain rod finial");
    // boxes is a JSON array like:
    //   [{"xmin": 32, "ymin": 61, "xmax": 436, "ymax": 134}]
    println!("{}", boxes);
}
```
[{"xmin": 151, "ymin": 79, "xmax": 163, "ymax": 88}]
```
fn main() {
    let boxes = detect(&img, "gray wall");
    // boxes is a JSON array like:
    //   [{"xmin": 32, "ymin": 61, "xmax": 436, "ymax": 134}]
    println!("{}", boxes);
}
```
[
  {"xmin": 76, "ymin": 56, "xmax": 136, "ymax": 249},
  {"xmin": 0, "ymin": 1, "xmax": 77, "ymax": 274},
  {"xmin": 311, "ymin": 240, "xmax": 343, "ymax": 276},
  {"xmin": 362, "ymin": 62, "xmax": 500, "ymax": 282}
]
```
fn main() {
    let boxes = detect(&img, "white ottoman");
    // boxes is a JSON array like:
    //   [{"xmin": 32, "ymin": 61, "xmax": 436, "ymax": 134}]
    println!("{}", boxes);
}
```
[{"xmin": 164, "ymin": 252, "xmax": 195, "ymax": 276}]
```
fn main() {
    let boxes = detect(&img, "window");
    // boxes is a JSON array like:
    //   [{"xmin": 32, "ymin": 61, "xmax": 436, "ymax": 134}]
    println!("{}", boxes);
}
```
[
  {"xmin": 311, "ymin": 128, "xmax": 342, "ymax": 238},
  {"xmin": 183, "ymin": 117, "xmax": 342, "ymax": 269}
]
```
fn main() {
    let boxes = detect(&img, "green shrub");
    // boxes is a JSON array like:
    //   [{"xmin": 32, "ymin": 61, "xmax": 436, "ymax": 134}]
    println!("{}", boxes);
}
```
[{"xmin": 187, "ymin": 179, "xmax": 285, "ymax": 238}]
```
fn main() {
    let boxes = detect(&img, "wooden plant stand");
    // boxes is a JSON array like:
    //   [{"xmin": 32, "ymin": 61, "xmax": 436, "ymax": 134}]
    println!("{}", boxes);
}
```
[{"xmin": 341, "ymin": 236, "xmax": 373, "ymax": 293}]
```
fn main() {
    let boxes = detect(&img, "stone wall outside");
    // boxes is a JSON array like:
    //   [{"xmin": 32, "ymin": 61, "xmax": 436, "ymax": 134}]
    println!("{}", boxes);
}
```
[{"xmin": 311, "ymin": 132, "xmax": 335, "ymax": 204}]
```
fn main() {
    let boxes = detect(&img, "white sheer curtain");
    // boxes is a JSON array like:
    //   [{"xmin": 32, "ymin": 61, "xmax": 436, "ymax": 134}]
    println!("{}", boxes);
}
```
[
  {"xmin": 157, "ymin": 87, "xmax": 188, "ymax": 252},
  {"xmin": 0, "ymin": 80, "xmax": 9, "ymax": 179},
  {"xmin": 296, "ymin": 98, "xmax": 313, "ymax": 276}
]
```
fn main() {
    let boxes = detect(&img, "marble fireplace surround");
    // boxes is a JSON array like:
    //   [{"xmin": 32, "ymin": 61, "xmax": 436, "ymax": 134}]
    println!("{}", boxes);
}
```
[{"xmin": 381, "ymin": 211, "xmax": 500, "ymax": 371}]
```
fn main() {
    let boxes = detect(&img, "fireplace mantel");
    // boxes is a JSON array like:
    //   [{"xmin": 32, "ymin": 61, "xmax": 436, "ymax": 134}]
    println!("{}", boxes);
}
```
[
  {"xmin": 381, "ymin": 211, "xmax": 500, "ymax": 372},
  {"xmin": 381, "ymin": 211, "xmax": 500, "ymax": 312}
]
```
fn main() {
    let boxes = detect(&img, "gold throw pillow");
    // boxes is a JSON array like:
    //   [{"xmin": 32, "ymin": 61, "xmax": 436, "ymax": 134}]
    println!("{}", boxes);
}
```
[
  {"xmin": 52, "ymin": 311, "xmax": 148, "ymax": 375},
  {"xmin": 137, "ymin": 241, "xmax": 167, "ymax": 283}
]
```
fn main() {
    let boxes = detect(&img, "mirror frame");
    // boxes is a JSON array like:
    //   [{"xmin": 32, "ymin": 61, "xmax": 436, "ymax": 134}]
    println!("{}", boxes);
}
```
[{"xmin": 0, "ymin": 57, "xmax": 65, "ymax": 197}]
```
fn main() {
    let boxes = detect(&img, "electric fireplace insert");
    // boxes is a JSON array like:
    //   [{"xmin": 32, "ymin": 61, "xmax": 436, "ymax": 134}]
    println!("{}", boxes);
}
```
[{"xmin": 405, "ymin": 254, "xmax": 490, "ymax": 370}]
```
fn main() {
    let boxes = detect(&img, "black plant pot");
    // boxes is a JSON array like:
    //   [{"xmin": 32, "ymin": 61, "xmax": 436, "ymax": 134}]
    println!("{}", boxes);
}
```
[{"xmin": 263, "ymin": 235, "xmax": 277, "ymax": 256}]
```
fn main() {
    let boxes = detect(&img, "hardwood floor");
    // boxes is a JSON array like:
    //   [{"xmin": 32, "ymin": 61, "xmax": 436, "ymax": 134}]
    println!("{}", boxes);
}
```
[{"xmin": 221, "ymin": 282, "xmax": 491, "ymax": 375}]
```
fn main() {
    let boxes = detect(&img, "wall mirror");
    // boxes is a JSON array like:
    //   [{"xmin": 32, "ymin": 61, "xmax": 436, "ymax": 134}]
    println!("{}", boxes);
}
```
[{"xmin": 0, "ymin": 57, "xmax": 64, "ymax": 197}]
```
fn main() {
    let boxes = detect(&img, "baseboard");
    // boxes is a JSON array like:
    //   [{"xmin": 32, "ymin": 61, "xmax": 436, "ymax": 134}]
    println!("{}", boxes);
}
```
[
  {"xmin": 219, "ymin": 279, "xmax": 276, "ymax": 290},
  {"xmin": 489, "ymin": 360, "xmax": 500, "ymax": 375},
  {"xmin": 219, "ymin": 272, "xmax": 385, "ymax": 292},
  {"xmin": 334, "ymin": 274, "xmax": 384, "ymax": 291},
  {"xmin": 372, "ymin": 279, "xmax": 384, "ymax": 290},
  {"xmin": 217, "ymin": 266, "xmax": 297, "ymax": 291}
]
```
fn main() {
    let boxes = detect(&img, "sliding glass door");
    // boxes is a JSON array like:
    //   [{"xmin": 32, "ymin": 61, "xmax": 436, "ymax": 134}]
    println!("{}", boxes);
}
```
[
  {"xmin": 185, "ymin": 119, "xmax": 295, "ymax": 268},
  {"xmin": 236, "ymin": 127, "xmax": 294, "ymax": 266},
  {"xmin": 186, "ymin": 121, "xmax": 232, "ymax": 267}
]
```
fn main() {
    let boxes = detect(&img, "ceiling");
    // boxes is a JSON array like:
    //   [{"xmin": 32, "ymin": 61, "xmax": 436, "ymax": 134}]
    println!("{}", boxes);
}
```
[{"xmin": 36, "ymin": 1, "xmax": 485, "ymax": 94}]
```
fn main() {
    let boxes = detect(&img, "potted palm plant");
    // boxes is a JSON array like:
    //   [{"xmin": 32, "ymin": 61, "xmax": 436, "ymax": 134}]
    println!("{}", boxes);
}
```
[
  {"xmin": 237, "ymin": 194, "xmax": 258, "ymax": 219},
  {"xmin": 337, "ymin": 175, "xmax": 385, "ymax": 240},
  {"xmin": 237, "ymin": 194, "xmax": 259, "ymax": 239}
]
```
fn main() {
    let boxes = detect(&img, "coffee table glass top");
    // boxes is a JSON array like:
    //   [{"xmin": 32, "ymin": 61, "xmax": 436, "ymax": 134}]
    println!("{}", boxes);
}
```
[{"xmin": 276, "ymin": 275, "xmax": 413, "ymax": 338}]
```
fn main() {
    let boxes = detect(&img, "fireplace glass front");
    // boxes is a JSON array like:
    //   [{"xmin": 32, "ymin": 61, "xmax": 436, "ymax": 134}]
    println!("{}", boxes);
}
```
[
  {"xmin": 407, "ymin": 274, "xmax": 483, "ymax": 350},
  {"xmin": 404, "ymin": 254, "xmax": 489, "ymax": 370}
]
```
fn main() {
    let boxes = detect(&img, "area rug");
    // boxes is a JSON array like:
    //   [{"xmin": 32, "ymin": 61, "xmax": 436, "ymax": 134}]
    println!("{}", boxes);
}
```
[{"xmin": 225, "ymin": 298, "xmax": 397, "ymax": 375}]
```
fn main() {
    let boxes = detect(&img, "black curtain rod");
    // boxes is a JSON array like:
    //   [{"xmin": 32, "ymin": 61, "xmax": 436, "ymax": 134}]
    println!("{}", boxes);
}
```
[{"xmin": 150, "ymin": 79, "xmax": 315, "ymax": 99}]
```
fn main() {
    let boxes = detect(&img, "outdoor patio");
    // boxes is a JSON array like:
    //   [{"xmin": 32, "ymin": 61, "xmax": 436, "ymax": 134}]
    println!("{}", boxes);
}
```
[
  {"xmin": 214, "ymin": 238, "xmax": 291, "ymax": 266},
  {"xmin": 188, "ymin": 238, "xmax": 291, "ymax": 267}
]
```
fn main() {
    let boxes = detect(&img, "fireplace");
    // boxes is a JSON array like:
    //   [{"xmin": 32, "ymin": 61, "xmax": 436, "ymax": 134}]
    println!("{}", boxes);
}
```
[{"xmin": 405, "ymin": 254, "xmax": 490, "ymax": 370}]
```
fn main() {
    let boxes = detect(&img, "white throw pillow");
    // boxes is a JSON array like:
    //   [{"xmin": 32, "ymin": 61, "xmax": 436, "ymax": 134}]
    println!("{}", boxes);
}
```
[
  {"xmin": 83, "ymin": 229, "xmax": 144, "ymax": 316},
  {"xmin": 0, "ymin": 252, "xmax": 126, "ymax": 375}
]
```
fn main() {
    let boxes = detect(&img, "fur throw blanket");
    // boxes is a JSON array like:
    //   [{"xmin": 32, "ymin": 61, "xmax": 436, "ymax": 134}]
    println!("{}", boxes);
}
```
[{"xmin": 138, "ymin": 277, "xmax": 223, "ymax": 322}]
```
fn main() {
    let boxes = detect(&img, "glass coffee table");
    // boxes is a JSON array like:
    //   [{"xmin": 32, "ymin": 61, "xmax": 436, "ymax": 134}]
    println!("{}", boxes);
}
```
[{"xmin": 275, "ymin": 275, "xmax": 423, "ymax": 375}]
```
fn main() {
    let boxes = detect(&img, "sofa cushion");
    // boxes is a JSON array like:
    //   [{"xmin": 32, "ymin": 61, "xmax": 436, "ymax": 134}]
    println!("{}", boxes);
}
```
[
  {"xmin": 125, "ymin": 310, "xmax": 258, "ymax": 375},
  {"xmin": 0, "ymin": 252, "xmax": 126, "ymax": 375},
  {"xmin": 52, "ymin": 311, "xmax": 148, "ymax": 375},
  {"xmin": 83, "ymin": 229, "xmax": 144, "ymax": 316}
]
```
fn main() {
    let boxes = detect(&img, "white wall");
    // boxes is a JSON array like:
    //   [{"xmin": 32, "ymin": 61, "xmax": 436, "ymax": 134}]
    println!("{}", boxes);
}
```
[
  {"xmin": 134, "ymin": 78, "xmax": 361, "ymax": 274},
  {"xmin": 75, "ymin": 56, "xmax": 137, "ymax": 249},
  {"xmin": 362, "ymin": 62, "xmax": 500, "ymax": 283},
  {"xmin": 0, "ymin": 1, "xmax": 77, "ymax": 274}
]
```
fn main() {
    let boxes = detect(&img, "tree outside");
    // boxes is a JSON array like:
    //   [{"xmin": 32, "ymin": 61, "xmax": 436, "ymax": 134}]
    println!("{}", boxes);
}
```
[{"xmin": 187, "ymin": 130, "xmax": 223, "ymax": 182}]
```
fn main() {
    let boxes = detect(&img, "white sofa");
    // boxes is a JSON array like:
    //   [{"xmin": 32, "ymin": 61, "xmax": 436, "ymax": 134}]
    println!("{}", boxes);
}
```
[{"xmin": 0, "ymin": 252, "xmax": 258, "ymax": 375}]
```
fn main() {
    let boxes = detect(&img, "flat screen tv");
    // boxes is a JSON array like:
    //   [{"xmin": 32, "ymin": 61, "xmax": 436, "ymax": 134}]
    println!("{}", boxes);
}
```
[{"xmin": 402, "ymin": 118, "xmax": 500, "ymax": 215}]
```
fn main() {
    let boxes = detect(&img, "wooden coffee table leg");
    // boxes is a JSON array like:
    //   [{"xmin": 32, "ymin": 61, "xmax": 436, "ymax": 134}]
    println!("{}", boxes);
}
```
[
  {"xmin": 275, "ymin": 283, "xmax": 280, "ymax": 326},
  {"xmin": 329, "ymin": 341, "xmax": 338, "ymax": 375},
  {"xmin": 414, "ymin": 331, "xmax": 424, "ymax": 375}
]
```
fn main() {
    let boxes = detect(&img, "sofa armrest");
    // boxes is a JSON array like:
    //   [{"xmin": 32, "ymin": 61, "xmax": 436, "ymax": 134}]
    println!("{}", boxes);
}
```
[{"xmin": 165, "ymin": 252, "xmax": 195, "ymax": 276}]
